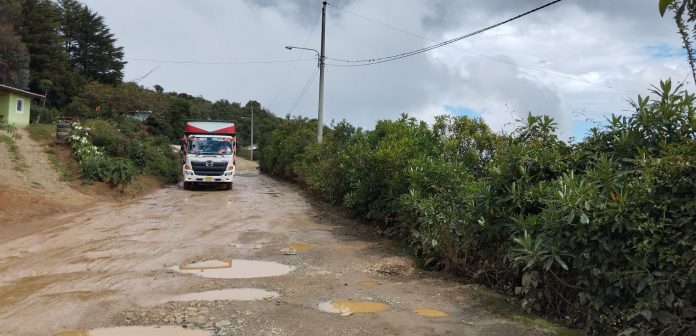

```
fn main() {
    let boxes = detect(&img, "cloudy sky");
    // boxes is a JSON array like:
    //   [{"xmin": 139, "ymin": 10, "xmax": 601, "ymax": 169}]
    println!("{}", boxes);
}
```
[{"xmin": 82, "ymin": 0, "xmax": 690, "ymax": 139}]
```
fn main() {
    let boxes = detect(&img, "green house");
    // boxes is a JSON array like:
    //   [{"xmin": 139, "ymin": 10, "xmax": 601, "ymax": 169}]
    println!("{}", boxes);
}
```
[{"xmin": 0, "ymin": 84, "xmax": 45, "ymax": 126}]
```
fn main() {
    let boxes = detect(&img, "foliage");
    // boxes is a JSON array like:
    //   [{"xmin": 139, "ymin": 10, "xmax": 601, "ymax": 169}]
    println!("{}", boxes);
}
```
[
  {"xmin": 260, "ymin": 80, "xmax": 696, "ymax": 335},
  {"xmin": 659, "ymin": 0, "xmax": 696, "ymax": 85},
  {"xmin": 0, "ymin": 25, "xmax": 30, "ymax": 88},
  {"xmin": 59, "ymin": 0, "xmax": 125, "ymax": 84},
  {"xmin": 68, "ymin": 122, "xmax": 137, "ymax": 189},
  {"xmin": 15, "ymin": 0, "xmax": 83, "ymax": 107}
]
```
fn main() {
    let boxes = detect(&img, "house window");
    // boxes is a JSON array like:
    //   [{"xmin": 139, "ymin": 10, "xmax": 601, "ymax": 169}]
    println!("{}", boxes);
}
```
[{"xmin": 16, "ymin": 99, "xmax": 24, "ymax": 113}]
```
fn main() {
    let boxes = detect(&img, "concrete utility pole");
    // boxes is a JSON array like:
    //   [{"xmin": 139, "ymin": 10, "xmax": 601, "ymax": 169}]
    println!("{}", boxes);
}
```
[
  {"xmin": 317, "ymin": 0, "xmax": 327, "ymax": 143},
  {"xmin": 250, "ymin": 106, "xmax": 254, "ymax": 161}
]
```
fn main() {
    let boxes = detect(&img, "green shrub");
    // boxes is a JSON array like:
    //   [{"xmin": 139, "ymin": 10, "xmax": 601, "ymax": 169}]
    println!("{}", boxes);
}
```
[
  {"xmin": 30, "ymin": 106, "xmax": 60, "ymax": 124},
  {"xmin": 259, "ymin": 79, "xmax": 696, "ymax": 335},
  {"xmin": 79, "ymin": 155, "xmax": 110, "ymax": 181},
  {"xmin": 106, "ymin": 158, "xmax": 136, "ymax": 187}
]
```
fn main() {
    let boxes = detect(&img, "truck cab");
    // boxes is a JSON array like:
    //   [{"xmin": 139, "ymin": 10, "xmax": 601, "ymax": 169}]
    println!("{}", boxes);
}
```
[{"xmin": 181, "ymin": 121, "xmax": 236, "ymax": 190}]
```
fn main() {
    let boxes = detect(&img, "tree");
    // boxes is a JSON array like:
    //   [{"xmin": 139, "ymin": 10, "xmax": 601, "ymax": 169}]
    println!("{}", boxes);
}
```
[
  {"xmin": 0, "ymin": 25, "xmax": 30, "ymax": 88},
  {"xmin": 59, "ymin": 0, "xmax": 125, "ymax": 84},
  {"xmin": 659, "ymin": 0, "xmax": 696, "ymax": 85},
  {"xmin": 0, "ymin": 0, "xmax": 22, "ymax": 26},
  {"xmin": 16, "ymin": 0, "xmax": 81, "ymax": 106}
]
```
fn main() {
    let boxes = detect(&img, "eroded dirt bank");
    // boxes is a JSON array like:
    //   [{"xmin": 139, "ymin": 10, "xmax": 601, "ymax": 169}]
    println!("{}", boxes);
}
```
[{"xmin": 0, "ymin": 163, "xmax": 567, "ymax": 336}]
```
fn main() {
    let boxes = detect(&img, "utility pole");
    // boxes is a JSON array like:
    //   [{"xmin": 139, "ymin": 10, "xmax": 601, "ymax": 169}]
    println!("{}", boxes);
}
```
[
  {"xmin": 317, "ymin": 0, "xmax": 327, "ymax": 143},
  {"xmin": 250, "ymin": 105, "xmax": 254, "ymax": 161}
]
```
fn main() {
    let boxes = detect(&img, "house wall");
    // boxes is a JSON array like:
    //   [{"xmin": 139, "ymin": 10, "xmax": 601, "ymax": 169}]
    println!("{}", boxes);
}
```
[
  {"xmin": 2, "ymin": 93, "xmax": 31, "ymax": 126},
  {"xmin": 0, "ymin": 94, "xmax": 9, "ymax": 124}
]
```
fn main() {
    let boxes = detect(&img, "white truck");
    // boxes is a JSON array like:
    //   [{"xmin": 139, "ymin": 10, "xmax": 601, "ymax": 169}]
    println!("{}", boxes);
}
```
[{"xmin": 181, "ymin": 121, "xmax": 237, "ymax": 190}]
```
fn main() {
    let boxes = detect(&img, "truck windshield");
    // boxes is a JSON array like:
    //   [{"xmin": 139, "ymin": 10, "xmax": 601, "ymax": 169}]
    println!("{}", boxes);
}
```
[{"xmin": 187, "ymin": 136, "xmax": 232, "ymax": 155}]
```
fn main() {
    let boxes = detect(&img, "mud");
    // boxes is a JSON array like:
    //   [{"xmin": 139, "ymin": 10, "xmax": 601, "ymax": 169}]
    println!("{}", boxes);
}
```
[
  {"xmin": 357, "ymin": 280, "xmax": 381, "ymax": 287},
  {"xmin": 57, "ymin": 326, "xmax": 210, "ymax": 336},
  {"xmin": 168, "ymin": 288, "xmax": 279, "ymax": 302},
  {"xmin": 414, "ymin": 308, "xmax": 450, "ymax": 317},
  {"xmin": 0, "ymin": 160, "xmax": 568, "ymax": 336},
  {"xmin": 318, "ymin": 300, "xmax": 391, "ymax": 314},
  {"xmin": 170, "ymin": 259, "xmax": 294, "ymax": 279}
]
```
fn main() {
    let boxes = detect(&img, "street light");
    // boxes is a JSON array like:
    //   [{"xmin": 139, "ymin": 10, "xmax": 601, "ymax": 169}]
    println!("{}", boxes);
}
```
[
  {"xmin": 285, "ymin": 3, "xmax": 327, "ymax": 143},
  {"xmin": 285, "ymin": 46, "xmax": 319, "ymax": 58},
  {"xmin": 286, "ymin": 45, "xmax": 325, "ymax": 143}
]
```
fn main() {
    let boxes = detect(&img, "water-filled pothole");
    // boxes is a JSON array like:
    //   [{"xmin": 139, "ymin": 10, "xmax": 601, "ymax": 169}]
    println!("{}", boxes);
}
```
[
  {"xmin": 318, "ymin": 300, "xmax": 390, "ymax": 314},
  {"xmin": 169, "ymin": 288, "xmax": 279, "ymax": 302},
  {"xmin": 170, "ymin": 259, "xmax": 294, "ymax": 279},
  {"xmin": 414, "ymin": 308, "xmax": 449, "ymax": 317},
  {"xmin": 289, "ymin": 242, "xmax": 313, "ymax": 252},
  {"xmin": 56, "ymin": 326, "xmax": 210, "ymax": 336}
]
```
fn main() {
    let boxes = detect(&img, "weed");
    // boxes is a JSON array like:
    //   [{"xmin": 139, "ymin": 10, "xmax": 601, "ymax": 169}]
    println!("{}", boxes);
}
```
[{"xmin": 25, "ymin": 124, "xmax": 56, "ymax": 142}]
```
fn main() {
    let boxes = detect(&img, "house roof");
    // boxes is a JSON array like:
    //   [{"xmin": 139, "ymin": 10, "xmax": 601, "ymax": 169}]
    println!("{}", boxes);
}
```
[{"xmin": 0, "ymin": 84, "xmax": 45, "ymax": 99}]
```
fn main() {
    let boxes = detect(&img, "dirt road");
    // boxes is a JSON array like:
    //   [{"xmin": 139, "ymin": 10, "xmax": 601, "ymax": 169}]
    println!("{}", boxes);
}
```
[{"xmin": 0, "ymin": 162, "xmax": 559, "ymax": 336}]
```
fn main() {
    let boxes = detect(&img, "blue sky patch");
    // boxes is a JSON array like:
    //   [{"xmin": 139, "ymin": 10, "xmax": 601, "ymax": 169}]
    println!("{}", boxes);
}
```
[
  {"xmin": 444, "ymin": 105, "xmax": 480, "ymax": 118},
  {"xmin": 570, "ymin": 119, "xmax": 604, "ymax": 140},
  {"xmin": 644, "ymin": 43, "xmax": 686, "ymax": 58}
]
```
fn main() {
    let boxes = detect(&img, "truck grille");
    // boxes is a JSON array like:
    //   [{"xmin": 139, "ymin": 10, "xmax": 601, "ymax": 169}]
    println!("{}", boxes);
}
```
[{"xmin": 191, "ymin": 161, "xmax": 227, "ymax": 176}]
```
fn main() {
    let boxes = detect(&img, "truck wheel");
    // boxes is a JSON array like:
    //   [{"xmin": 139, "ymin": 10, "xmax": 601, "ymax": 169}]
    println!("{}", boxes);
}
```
[
  {"xmin": 226, "ymin": 182, "xmax": 233, "ymax": 190},
  {"xmin": 183, "ymin": 182, "xmax": 191, "ymax": 190}
]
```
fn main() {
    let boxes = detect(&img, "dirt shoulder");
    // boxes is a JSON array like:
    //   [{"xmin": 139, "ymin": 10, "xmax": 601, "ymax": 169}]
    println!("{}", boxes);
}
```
[{"xmin": 0, "ymin": 127, "xmax": 93, "ymax": 239}]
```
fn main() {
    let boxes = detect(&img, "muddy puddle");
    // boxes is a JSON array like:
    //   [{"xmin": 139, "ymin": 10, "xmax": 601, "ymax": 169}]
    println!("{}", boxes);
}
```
[
  {"xmin": 414, "ymin": 308, "xmax": 449, "ymax": 317},
  {"xmin": 318, "ymin": 300, "xmax": 390, "ymax": 314},
  {"xmin": 282, "ymin": 242, "xmax": 314, "ymax": 255},
  {"xmin": 56, "ymin": 326, "xmax": 210, "ymax": 336},
  {"xmin": 289, "ymin": 242, "xmax": 313, "ymax": 252},
  {"xmin": 170, "ymin": 259, "xmax": 294, "ymax": 279},
  {"xmin": 169, "ymin": 288, "xmax": 279, "ymax": 302}
]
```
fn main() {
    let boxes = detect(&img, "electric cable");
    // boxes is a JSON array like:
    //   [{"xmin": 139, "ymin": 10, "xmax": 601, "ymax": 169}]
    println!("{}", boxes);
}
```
[
  {"xmin": 269, "ymin": 11, "xmax": 322, "ymax": 113},
  {"xmin": 324, "ymin": 0, "xmax": 563, "ymax": 67},
  {"xmin": 326, "ymin": 1, "xmax": 636, "ymax": 94},
  {"xmin": 288, "ymin": 68, "xmax": 319, "ymax": 115},
  {"xmin": 125, "ymin": 57, "xmax": 316, "ymax": 65}
]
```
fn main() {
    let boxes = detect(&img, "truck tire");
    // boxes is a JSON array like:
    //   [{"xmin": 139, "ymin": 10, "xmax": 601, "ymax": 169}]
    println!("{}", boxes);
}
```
[
  {"xmin": 183, "ymin": 182, "xmax": 191, "ymax": 190},
  {"xmin": 226, "ymin": 182, "xmax": 233, "ymax": 190}
]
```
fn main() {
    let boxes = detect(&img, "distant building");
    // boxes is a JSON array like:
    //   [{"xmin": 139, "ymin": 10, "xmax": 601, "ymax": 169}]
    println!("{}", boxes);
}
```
[
  {"xmin": 127, "ymin": 110, "xmax": 152, "ymax": 122},
  {"xmin": 0, "ymin": 84, "xmax": 45, "ymax": 126}
]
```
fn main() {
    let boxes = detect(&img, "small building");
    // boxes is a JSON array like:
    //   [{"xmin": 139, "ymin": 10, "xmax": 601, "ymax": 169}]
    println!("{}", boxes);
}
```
[
  {"xmin": 0, "ymin": 84, "xmax": 45, "ymax": 126},
  {"xmin": 127, "ymin": 110, "xmax": 152, "ymax": 122}
]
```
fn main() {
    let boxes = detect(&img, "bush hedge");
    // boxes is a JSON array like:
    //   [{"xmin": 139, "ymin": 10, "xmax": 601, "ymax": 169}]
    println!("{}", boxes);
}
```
[
  {"xmin": 68, "ymin": 118, "xmax": 179, "ymax": 189},
  {"xmin": 259, "ymin": 80, "xmax": 696, "ymax": 335}
]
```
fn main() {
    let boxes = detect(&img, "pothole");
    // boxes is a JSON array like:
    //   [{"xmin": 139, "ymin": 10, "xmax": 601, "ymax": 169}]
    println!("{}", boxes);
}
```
[
  {"xmin": 56, "ymin": 326, "xmax": 210, "ymax": 336},
  {"xmin": 169, "ymin": 288, "xmax": 279, "ymax": 302},
  {"xmin": 318, "ymin": 300, "xmax": 390, "ymax": 314},
  {"xmin": 414, "ymin": 308, "xmax": 449, "ymax": 317},
  {"xmin": 357, "ymin": 280, "xmax": 380, "ymax": 288},
  {"xmin": 169, "ymin": 259, "xmax": 294, "ymax": 279}
]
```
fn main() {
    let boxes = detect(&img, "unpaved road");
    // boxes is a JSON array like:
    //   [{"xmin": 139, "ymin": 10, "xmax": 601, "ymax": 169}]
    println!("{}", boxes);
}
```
[{"xmin": 0, "ymin": 163, "xmax": 556, "ymax": 336}]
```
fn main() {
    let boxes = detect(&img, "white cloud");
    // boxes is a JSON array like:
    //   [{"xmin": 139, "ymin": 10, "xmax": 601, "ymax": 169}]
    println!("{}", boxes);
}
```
[{"xmin": 84, "ymin": 0, "xmax": 690, "ymax": 139}]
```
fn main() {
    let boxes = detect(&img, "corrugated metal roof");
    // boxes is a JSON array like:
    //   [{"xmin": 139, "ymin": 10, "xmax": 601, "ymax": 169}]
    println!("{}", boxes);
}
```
[{"xmin": 0, "ymin": 84, "xmax": 45, "ymax": 99}]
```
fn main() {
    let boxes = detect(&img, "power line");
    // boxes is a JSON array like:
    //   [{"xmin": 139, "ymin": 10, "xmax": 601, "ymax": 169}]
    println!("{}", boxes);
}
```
[
  {"xmin": 288, "ymin": 68, "xmax": 319, "ymax": 115},
  {"xmin": 268, "ymin": 11, "xmax": 322, "ymax": 113},
  {"xmin": 126, "ymin": 57, "xmax": 316, "ymax": 65},
  {"xmin": 325, "ymin": 0, "xmax": 564, "ymax": 67},
  {"xmin": 326, "ymin": 2, "xmax": 637, "ymax": 94}
]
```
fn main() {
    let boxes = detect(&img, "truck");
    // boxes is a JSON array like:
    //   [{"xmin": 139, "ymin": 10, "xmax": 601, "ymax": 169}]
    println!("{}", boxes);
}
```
[{"xmin": 181, "ymin": 121, "xmax": 237, "ymax": 190}]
